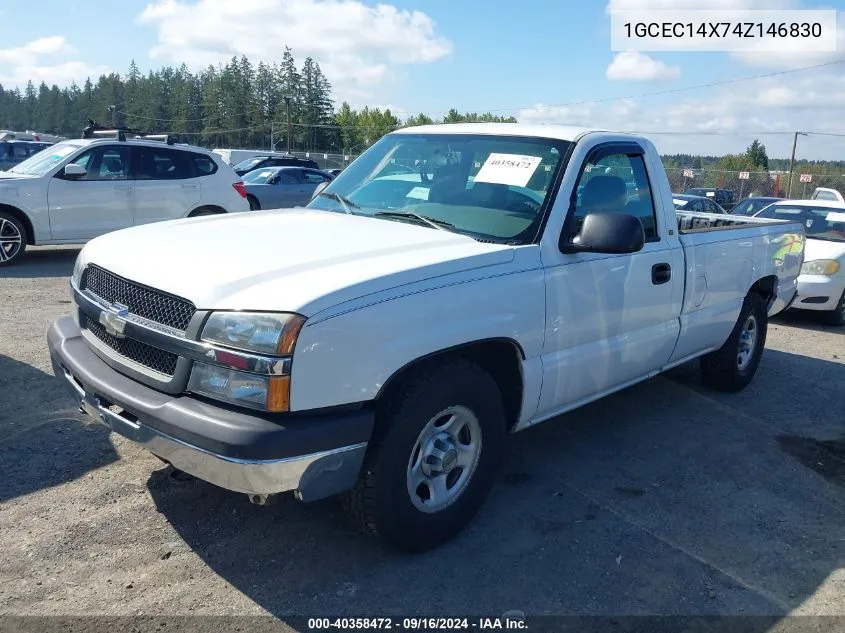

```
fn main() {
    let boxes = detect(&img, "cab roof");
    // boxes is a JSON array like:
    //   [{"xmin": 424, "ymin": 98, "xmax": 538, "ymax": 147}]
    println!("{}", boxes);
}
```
[{"xmin": 389, "ymin": 122, "xmax": 635, "ymax": 143}]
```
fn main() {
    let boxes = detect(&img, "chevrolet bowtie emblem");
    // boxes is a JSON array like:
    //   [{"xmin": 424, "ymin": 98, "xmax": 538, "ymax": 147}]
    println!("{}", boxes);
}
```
[{"xmin": 99, "ymin": 302, "xmax": 130, "ymax": 338}]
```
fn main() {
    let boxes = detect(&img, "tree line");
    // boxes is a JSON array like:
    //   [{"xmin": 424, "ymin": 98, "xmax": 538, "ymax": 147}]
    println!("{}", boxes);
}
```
[{"xmin": 0, "ymin": 47, "xmax": 515, "ymax": 153}]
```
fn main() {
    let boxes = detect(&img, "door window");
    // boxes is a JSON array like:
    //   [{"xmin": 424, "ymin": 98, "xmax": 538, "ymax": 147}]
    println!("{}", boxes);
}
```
[
  {"xmin": 302, "ymin": 170, "xmax": 331, "ymax": 184},
  {"xmin": 569, "ymin": 149, "xmax": 659, "ymax": 242},
  {"xmin": 135, "ymin": 147, "xmax": 193, "ymax": 180},
  {"xmin": 276, "ymin": 170, "xmax": 301, "ymax": 185},
  {"xmin": 66, "ymin": 146, "xmax": 131, "ymax": 181}
]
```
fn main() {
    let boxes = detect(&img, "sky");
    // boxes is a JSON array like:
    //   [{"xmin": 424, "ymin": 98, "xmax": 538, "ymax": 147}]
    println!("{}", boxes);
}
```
[{"xmin": 2, "ymin": 0, "xmax": 845, "ymax": 159}]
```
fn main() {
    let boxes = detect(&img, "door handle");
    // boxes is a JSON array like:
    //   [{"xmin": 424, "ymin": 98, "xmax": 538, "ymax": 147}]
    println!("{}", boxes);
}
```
[
  {"xmin": 181, "ymin": 183, "xmax": 199, "ymax": 189},
  {"xmin": 113, "ymin": 184, "xmax": 132, "ymax": 191},
  {"xmin": 652, "ymin": 263, "xmax": 671, "ymax": 285}
]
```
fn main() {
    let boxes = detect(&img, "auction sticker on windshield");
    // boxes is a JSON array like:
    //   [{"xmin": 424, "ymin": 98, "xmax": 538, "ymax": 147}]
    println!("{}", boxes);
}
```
[
  {"xmin": 474, "ymin": 153, "xmax": 542, "ymax": 188},
  {"xmin": 826, "ymin": 211, "xmax": 845, "ymax": 222}
]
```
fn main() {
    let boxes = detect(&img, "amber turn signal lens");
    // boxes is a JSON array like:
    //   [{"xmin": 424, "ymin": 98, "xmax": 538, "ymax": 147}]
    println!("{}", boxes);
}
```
[
  {"xmin": 266, "ymin": 376, "xmax": 291, "ymax": 412},
  {"xmin": 277, "ymin": 315, "xmax": 306, "ymax": 355}
]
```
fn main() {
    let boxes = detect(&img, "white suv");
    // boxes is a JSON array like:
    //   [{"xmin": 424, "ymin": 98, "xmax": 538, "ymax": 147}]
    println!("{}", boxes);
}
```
[{"xmin": 0, "ymin": 132, "xmax": 251, "ymax": 266}]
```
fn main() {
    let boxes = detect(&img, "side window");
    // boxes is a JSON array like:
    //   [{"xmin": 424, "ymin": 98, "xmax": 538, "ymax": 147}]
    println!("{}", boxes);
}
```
[
  {"xmin": 570, "ymin": 150, "xmax": 658, "ymax": 241},
  {"xmin": 12, "ymin": 144, "xmax": 30, "ymax": 159},
  {"xmin": 135, "ymin": 147, "xmax": 192, "ymax": 180},
  {"xmin": 191, "ymin": 153, "xmax": 217, "ymax": 176},
  {"xmin": 276, "ymin": 170, "xmax": 300, "ymax": 185},
  {"xmin": 302, "ymin": 170, "xmax": 330, "ymax": 184},
  {"xmin": 66, "ymin": 146, "xmax": 131, "ymax": 181}
]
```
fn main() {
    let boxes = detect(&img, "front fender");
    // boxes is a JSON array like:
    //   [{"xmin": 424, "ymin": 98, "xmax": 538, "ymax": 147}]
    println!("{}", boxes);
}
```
[{"xmin": 289, "ymin": 269, "xmax": 546, "ymax": 413}]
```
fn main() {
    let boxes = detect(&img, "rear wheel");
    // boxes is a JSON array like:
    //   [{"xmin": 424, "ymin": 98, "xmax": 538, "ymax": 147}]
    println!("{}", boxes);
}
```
[
  {"xmin": 700, "ymin": 294, "xmax": 767, "ymax": 392},
  {"xmin": 341, "ymin": 358, "xmax": 506, "ymax": 553},
  {"xmin": 822, "ymin": 290, "xmax": 845, "ymax": 326},
  {"xmin": 247, "ymin": 195, "xmax": 260, "ymax": 211},
  {"xmin": 0, "ymin": 211, "xmax": 26, "ymax": 266},
  {"xmin": 188, "ymin": 207, "xmax": 224, "ymax": 218}
]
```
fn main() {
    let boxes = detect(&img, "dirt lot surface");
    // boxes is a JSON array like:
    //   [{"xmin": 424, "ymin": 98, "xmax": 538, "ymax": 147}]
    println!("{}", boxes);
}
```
[{"xmin": 1, "ymin": 246, "xmax": 844, "ymax": 628}]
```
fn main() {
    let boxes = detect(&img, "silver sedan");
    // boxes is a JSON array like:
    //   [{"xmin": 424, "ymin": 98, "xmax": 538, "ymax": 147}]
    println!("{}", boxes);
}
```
[{"xmin": 242, "ymin": 166, "xmax": 334, "ymax": 211}]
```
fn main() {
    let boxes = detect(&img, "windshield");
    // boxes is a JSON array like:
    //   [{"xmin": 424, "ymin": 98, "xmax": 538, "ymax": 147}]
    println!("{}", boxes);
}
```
[
  {"xmin": 8, "ymin": 141, "xmax": 81, "ymax": 175},
  {"xmin": 242, "ymin": 168, "xmax": 278, "ymax": 184},
  {"xmin": 756, "ymin": 205, "xmax": 845, "ymax": 243},
  {"xmin": 305, "ymin": 133, "xmax": 570, "ymax": 243},
  {"xmin": 233, "ymin": 157, "xmax": 266, "ymax": 171},
  {"xmin": 733, "ymin": 199, "xmax": 774, "ymax": 216}
]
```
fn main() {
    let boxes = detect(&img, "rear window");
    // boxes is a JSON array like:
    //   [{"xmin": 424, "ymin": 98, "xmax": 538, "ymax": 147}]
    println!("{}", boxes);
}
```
[{"xmin": 191, "ymin": 153, "xmax": 218, "ymax": 176}]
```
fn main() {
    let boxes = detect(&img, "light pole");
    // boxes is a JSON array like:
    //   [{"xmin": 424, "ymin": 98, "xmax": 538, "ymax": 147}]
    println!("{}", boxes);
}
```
[
  {"xmin": 786, "ymin": 131, "xmax": 808, "ymax": 197},
  {"xmin": 284, "ymin": 96, "xmax": 292, "ymax": 154}
]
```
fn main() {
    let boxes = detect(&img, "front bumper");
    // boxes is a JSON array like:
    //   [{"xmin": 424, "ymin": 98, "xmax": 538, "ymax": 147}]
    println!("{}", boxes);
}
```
[
  {"xmin": 792, "ymin": 275, "xmax": 845, "ymax": 312},
  {"xmin": 48, "ymin": 316, "xmax": 373, "ymax": 500}
]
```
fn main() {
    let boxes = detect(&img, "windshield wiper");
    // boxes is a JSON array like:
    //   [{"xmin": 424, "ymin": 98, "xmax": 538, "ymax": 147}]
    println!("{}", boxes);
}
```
[
  {"xmin": 317, "ymin": 191, "xmax": 359, "ymax": 214},
  {"xmin": 373, "ymin": 211, "xmax": 454, "ymax": 232}
]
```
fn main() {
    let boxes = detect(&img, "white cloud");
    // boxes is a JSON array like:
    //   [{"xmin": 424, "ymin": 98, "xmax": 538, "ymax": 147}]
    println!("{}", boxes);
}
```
[
  {"xmin": 607, "ymin": 51, "xmax": 681, "ymax": 81},
  {"xmin": 516, "ymin": 72, "xmax": 845, "ymax": 159},
  {"xmin": 0, "ymin": 36, "xmax": 107, "ymax": 87},
  {"xmin": 137, "ymin": 0, "xmax": 452, "ymax": 102}
]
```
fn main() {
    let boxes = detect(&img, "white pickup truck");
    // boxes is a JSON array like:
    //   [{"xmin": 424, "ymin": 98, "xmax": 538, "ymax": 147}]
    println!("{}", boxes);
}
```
[{"xmin": 48, "ymin": 124, "xmax": 806, "ymax": 552}]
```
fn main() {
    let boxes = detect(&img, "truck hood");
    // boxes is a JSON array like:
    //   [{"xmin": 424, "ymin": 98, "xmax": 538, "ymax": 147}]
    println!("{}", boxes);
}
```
[
  {"xmin": 81, "ymin": 208, "xmax": 515, "ymax": 315},
  {"xmin": 804, "ymin": 237, "xmax": 845, "ymax": 263}
]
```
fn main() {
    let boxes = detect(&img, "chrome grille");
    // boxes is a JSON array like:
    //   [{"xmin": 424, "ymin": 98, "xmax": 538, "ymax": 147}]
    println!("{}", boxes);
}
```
[
  {"xmin": 81, "ymin": 265, "xmax": 196, "ymax": 332},
  {"xmin": 83, "ymin": 314, "xmax": 179, "ymax": 376}
]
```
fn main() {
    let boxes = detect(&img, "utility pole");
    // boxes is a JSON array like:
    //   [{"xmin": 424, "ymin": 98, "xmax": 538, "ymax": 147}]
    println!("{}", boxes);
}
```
[
  {"xmin": 270, "ymin": 122, "xmax": 274, "ymax": 152},
  {"xmin": 786, "ymin": 131, "xmax": 808, "ymax": 198},
  {"xmin": 284, "ymin": 96, "xmax": 292, "ymax": 154}
]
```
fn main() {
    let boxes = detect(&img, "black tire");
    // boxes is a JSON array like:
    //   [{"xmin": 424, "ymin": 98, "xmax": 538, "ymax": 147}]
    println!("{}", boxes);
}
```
[
  {"xmin": 822, "ymin": 290, "xmax": 845, "ymax": 327},
  {"xmin": 341, "ymin": 358, "xmax": 506, "ymax": 553},
  {"xmin": 247, "ymin": 195, "xmax": 260, "ymax": 211},
  {"xmin": 700, "ymin": 293, "xmax": 767, "ymax": 392},
  {"xmin": 188, "ymin": 207, "xmax": 223, "ymax": 218},
  {"xmin": 0, "ymin": 211, "xmax": 27, "ymax": 266}
]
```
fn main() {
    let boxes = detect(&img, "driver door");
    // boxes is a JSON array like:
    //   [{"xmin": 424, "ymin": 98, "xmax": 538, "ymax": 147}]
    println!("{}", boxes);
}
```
[{"xmin": 47, "ymin": 145, "xmax": 134, "ymax": 241}]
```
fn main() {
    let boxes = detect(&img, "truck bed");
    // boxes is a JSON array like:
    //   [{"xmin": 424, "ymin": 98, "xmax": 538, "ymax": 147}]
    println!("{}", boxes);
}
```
[{"xmin": 676, "ymin": 211, "xmax": 796, "ymax": 233}]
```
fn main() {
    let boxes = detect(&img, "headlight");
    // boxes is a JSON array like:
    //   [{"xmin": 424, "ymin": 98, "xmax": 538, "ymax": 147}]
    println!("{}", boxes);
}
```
[
  {"xmin": 187, "ymin": 363, "xmax": 290, "ymax": 412},
  {"xmin": 200, "ymin": 311, "xmax": 305, "ymax": 355},
  {"xmin": 801, "ymin": 259, "xmax": 840, "ymax": 276},
  {"xmin": 189, "ymin": 311, "xmax": 306, "ymax": 412},
  {"xmin": 71, "ymin": 252, "xmax": 85, "ymax": 287}
]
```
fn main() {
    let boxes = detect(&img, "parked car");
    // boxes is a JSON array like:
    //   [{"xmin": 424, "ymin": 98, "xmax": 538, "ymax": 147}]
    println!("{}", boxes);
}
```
[
  {"xmin": 731, "ymin": 196, "xmax": 784, "ymax": 216},
  {"xmin": 672, "ymin": 193, "xmax": 727, "ymax": 214},
  {"xmin": 242, "ymin": 166, "xmax": 334, "ymax": 210},
  {"xmin": 232, "ymin": 155, "xmax": 320, "ymax": 176},
  {"xmin": 686, "ymin": 187, "xmax": 735, "ymax": 210},
  {"xmin": 810, "ymin": 187, "xmax": 845, "ymax": 203},
  {"xmin": 0, "ymin": 140, "xmax": 50, "ymax": 171},
  {"xmin": 48, "ymin": 123, "xmax": 804, "ymax": 553},
  {"xmin": 0, "ymin": 131, "xmax": 250, "ymax": 266},
  {"xmin": 754, "ymin": 199, "xmax": 845, "ymax": 325},
  {"xmin": 211, "ymin": 148, "xmax": 289, "ymax": 166}
]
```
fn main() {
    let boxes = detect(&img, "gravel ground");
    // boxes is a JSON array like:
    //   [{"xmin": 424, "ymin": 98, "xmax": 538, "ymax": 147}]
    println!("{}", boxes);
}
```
[{"xmin": 1, "ymin": 246, "xmax": 844, "ymax": 629}]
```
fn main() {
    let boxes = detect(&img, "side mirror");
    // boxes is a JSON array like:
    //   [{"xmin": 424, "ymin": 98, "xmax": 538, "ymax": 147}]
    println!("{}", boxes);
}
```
[
  {"xmin": 63, "ymin": 163, "xmax": 87, "ymax": 178},
  {"xmin": 311, "ymin": 181, "xmax": 329, "ymax": 200},
  {"xmin": 560, "ymin": 212, "xmax": 645, "ymax": 254}
]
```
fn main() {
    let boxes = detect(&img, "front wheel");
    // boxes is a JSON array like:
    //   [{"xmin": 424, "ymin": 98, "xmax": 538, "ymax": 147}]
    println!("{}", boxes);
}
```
[
  {"xmin": 0, "ymin": 211, "xmax": 27, "ymax": 266},
  {"xmin": 822, "ymin": 290, "xmax": 845, "ymax": 327},
  {"xmin": 342, "ymin": 358, "xmax": 506, "ymax": 553},
  {"xmin": 700, "ymin": 294, "xmax": 767, "ymax": 392}
]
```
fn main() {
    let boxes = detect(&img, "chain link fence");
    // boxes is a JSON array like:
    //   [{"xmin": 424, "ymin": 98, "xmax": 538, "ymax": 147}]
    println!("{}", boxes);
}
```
[{"xmin": 665, "ymin": 167, "xmax": 845, "ymax": 201}]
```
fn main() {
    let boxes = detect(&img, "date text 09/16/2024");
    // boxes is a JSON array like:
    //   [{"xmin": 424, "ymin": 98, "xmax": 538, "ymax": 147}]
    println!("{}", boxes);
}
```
[{"xmin": 307, "ymin": 617, "xmax": 528, "ymax": 630}]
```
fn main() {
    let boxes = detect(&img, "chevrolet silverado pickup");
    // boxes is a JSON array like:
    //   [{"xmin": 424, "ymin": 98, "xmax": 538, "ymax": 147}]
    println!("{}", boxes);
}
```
[{"xmin": 48, "ymin": 124, "xmax": 806, "ymax": 552}]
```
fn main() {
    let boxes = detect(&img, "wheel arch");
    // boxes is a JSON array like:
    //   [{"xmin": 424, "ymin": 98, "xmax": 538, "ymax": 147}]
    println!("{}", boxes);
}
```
[
  {"xmin": 749, "ymin": 274, "xmax": 778, "ymax": 311},
  {"xmin": 0, "ymin": 203, "xmax": 34, "ymax": 244},
  {"xmin": 187, "ymin": 205, "xmax": 227, "ymax": 217},
  {"xmin": 374, "ymin": 337, "xmax": 526, "ymax": 432}
]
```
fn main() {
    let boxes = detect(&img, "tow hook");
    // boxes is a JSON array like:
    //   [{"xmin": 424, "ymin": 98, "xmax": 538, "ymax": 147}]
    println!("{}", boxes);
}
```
[{"xmin": 248, "ymin": 494, "xmax": 276, "ymax": 506}]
